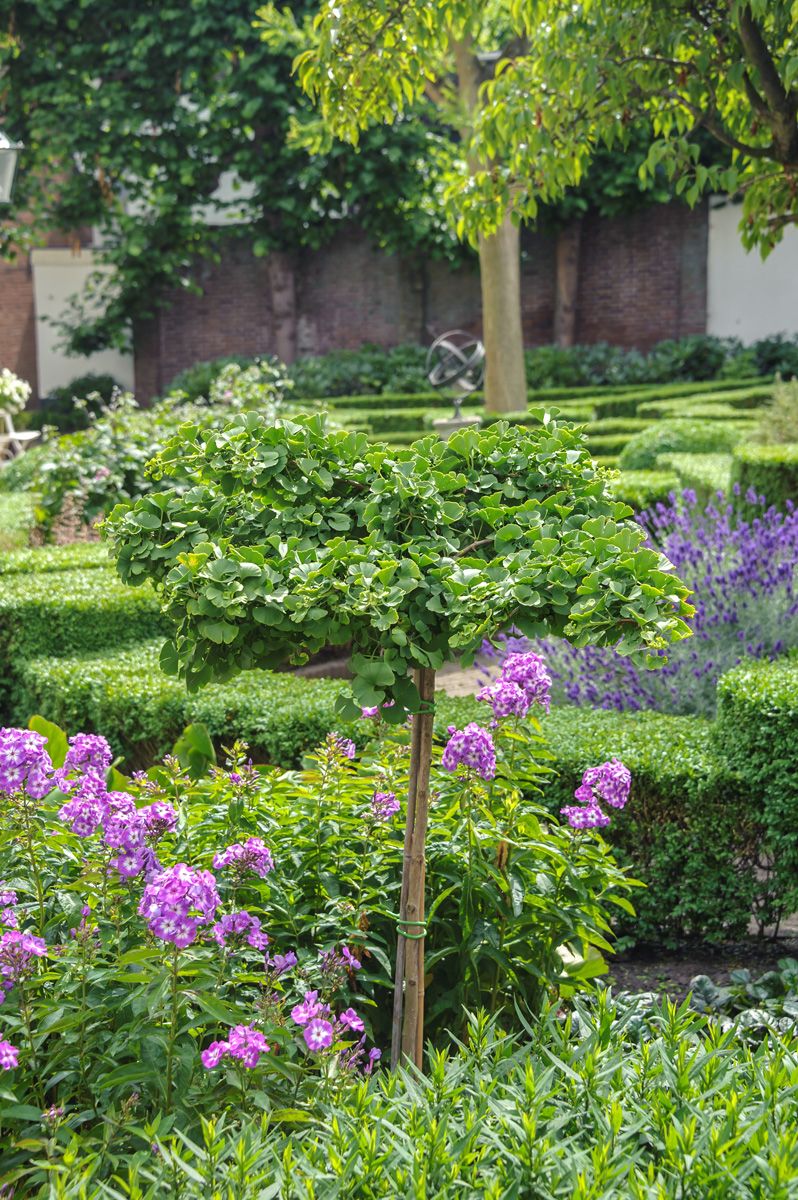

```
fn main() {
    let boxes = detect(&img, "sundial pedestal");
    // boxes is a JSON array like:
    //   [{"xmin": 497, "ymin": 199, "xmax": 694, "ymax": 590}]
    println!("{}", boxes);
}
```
[{"xmin": 432, "ymin": 414, "xmax": 483, "ymax": 441}]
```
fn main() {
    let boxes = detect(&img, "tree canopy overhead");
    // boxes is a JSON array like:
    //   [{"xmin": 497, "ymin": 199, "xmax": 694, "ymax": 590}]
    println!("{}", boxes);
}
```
[{"xmin": 294, "ymin": 0, "xmax": 797, "ymax": 253}]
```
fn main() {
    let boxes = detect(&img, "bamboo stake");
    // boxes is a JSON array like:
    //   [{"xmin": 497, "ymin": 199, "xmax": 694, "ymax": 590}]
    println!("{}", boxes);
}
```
[
  {"xmin": 390, "ymin": 678, "xmax": 422, "ymax": 1068},
  {"xmin": 398, "ymin": 666, "xmax": 436, "ymax": 1068}
]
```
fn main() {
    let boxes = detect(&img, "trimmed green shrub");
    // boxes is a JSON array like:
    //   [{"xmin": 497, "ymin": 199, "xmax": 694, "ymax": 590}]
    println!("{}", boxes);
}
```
[
  {"xmin": 592, "ymin": 378, "xmax": 772, "ymax": 420},
  {"xmin": 715, "ymin": 658, "xmax": 798, "ymax": 928},
  {"xmin": 585, "ymin": 433, "xmax": 633, "ymax": 456},
  {"xmin": 15, "ymin": 641, "xmax": 359, "ymax": 767},
  {"xmin": 608, "ymin": 469, "xmax": 680, "ymax": 510},
  {"xmin": 0, "ymin": 491, "xmax": 34, "ymax": 550},
  {"xmin": 619, "ymin": 419, "xmax": 748, "ymax": 471},
  {"xmin": 731, "ymin": 443, "xmax": 798, "ymax": 509},
  {"xmin": 657, "ymin": 452, "xmax": 733, "ymax": 502},
  {"xmin": 0, "ymin": 569, "xmax": 168, "ymax": 712},
  {"xmin": 636, "ymin": 401, "xmax": 761, "ymax": 422},
  {"xmin": 0, "ymin": 541, "xmax": 111, "ymax": 576},
  {"xmin": 585, "ymin": 418, "xmax": 650, "ymax": 435}
]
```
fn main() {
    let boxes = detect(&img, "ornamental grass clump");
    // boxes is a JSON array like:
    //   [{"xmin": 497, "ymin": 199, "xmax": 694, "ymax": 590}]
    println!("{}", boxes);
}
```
[
  {"xmin": 485, "ymin": 488, "xmax": 798, "ymax": 717},
  {"xmin": 105, "ymin": 413, "xmax": 691, "ymax": 1065}
]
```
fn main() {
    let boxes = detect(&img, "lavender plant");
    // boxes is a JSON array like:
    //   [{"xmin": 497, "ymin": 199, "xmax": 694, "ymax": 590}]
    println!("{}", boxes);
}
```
[{"xmin": 483, "ymin": 490, "xmax": 798, "ymax": 717}]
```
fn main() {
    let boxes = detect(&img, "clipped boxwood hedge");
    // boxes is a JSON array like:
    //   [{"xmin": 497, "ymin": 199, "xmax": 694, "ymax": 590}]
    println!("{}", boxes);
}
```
[
  {"xmin": 0, "ymin": 492, "xmax": 35, "ymax": 551},
  {"xmin": 0, "ymin": 542, "xmax": 111, "ymax": 576},
  {"xmin": 657, "ymin": 452, "xmax": 733, "ymax": 502},
  {"xmin": 618, "ymin": 419, "xmax": 748, "ymax": 471},
  {"xmin": 591, "ymin": 377, "xmax": 769, "ymax": 420},
  {"xmin": 731, "ymin": 443, "xmax": 798, "ymax": 510},
  {"xmin": 0, "ymin": 568, "xmax": 169, "ymax": 712},
  {"xmin": 608, "ymin": 469, "xmax": 680, "ymax": 510},
  {"xmin": 715, "ymin": 658, "xmax": 798, "ymax": 927}
]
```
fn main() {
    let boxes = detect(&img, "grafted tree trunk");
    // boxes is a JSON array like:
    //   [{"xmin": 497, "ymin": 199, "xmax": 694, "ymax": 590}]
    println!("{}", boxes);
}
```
[
  {"xmin": 478, "ymin": 215, "xmax": 527, "ymax": 413},
  {"xmin": 391, "ymin": 666, "xmax": 436, "ymax": 1069},
  {"xmin": 554, "ymin": 218, "xmax": 583, "ymax": 347}
]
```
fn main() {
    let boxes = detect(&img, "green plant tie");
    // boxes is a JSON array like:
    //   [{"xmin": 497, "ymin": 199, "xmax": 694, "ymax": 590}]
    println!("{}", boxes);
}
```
[{"xmin": 393, "ymin": 915, "xmax": 428, "ymax": 940}]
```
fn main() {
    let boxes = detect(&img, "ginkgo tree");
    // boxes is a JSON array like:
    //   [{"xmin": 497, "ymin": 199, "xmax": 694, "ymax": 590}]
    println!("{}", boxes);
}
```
[
  {"xmin": 105, "ymin": 412, "xmax": 693, "ymax": 1066},
  {"xmin": 266, "ymin": 0, "xmax": 797, "ymax": 408}
]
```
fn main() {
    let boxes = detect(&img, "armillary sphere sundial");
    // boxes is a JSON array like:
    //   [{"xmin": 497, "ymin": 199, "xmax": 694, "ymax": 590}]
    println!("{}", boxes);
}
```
[{"xmin": 426, "ymin": 330, "xmax": 485, "ymax": 438}]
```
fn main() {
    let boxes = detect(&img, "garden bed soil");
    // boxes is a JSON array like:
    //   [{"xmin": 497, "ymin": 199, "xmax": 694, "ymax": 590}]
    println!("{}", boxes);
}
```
[{"xmin": 608, "ymin": 930, "xmax": 798, "ymax": 999}]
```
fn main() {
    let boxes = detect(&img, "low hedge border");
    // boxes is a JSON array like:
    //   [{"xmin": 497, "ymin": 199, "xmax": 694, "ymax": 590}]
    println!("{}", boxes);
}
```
[
  {"xmin": 618, "ymin": 419, "xmax": 749, "ymax": 471},
  {"xmin": 715, "ymin": 658, "xmax": 798, "ymax": 927},
  {"xmin": 731, "ymin": 443, "xmax": 798, "ymax": 510},
  {"xmin": 0, "ymin": 492, "xmax": 35, "ymax": 551},
  {"xmin": 0, "ymin": 542, "xmax": 111, "ymax": 576},
  {"xmin": 608, "ymin": 469, "xmax": 680, "ymax": 510}
]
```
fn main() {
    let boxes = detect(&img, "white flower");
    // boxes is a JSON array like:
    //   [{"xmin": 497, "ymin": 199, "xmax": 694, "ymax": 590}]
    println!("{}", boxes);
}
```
[{"xmin": 0, "ymin": 369, "xmax": 31, "ymax": 416}]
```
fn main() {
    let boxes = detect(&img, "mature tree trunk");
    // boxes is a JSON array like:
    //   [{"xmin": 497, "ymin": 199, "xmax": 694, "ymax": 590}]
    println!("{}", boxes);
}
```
[
  {"xmin": 452, "ymin": 36, "xmax": 527, "ymax": 415},
  {"xmin": 266, "ymin": 251, "xmax": 297, "ymax": 363},
  {"xmin": 553, "ymin": 218, "xmax": 583, "ymax": 347},
  {"xmin": 391, "ymin": 666, "xmax": 436, "ymax": 1069},
  {"xmin": 479, "ymin": 215, "xmax": 527, "ymax": 412}
]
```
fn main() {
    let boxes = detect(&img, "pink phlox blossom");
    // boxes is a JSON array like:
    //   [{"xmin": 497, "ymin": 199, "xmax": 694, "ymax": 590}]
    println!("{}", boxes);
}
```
[
  {"xmin": 212, "ymin": 910, "xmax": 269, "ymax": 951},
  {"xmin": 0, "ymin": 728, "xmax": 54, "ymax": 799},
  {"xmin": 339, "ymin": 1008, "xmax": 365, "ymax": 1033},
  {"xmin": 303, "ymin": 1018, "xmax": 334, "ymax": 1052},
  {"xmin": 441, "ymin": 723, "xmax": 497, "ymax": 780},
  {"xmin": 213, "ymin": 837, "xmax": 274, "ymax": 879},
  {"xmin": 0, "ymin": 1039, "xmax": 18, "ymax": 1070}
]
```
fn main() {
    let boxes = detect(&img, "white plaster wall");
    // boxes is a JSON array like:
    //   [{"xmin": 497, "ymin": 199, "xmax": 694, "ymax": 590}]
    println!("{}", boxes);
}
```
[
  {"xmin": 30, "ymin": 248, "xmax": 135, "ymax": 396},
  {"xmin": 707, "ymin": 201, "xmax": 798, "ymax": 341}
]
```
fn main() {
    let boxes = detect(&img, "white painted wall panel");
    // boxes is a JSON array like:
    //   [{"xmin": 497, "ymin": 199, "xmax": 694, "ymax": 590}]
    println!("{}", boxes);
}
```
[
  {"xmin": 31, "ymin": 248, "xmax": 134, "ymax": 396},
  {"xmin": 707, "ymin": 201, "xmax": 798, "ymax": 341}
]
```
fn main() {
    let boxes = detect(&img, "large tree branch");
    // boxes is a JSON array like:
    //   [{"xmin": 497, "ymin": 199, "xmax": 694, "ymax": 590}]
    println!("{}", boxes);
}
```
[
  {"xmin": 660, "ymin": 90, "xmax": 776, "ymax": 159},
  {"xmin": 738, "ymin": 4, "xmax": 796, "ymax": 118}
]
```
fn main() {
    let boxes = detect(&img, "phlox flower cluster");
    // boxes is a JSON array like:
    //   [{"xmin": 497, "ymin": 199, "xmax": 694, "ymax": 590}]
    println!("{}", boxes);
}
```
[
  {"xmin": 442, "ymin": 723, "xmax": 496, "ymax": 781},
  {"xmin": 265, "ymin": 949, "xmax": 298, "ymax": 975},
  {"xmin": 561, "ymin": 759, "xmax": 631, "ymax": 830},
  {"xmin": 289, "ymin": 990, "xmax": 368, "ymax": 1054},
  {"xmin": 0, "ymin": 728, "xmax": 53, "ymax": 799},
  {"xmin": 0, "ymin": 888, "xmax": 18, "ymax": 930},
  {"xmin": 60, "ymin": 777, "xmax": 176, "ymax": 879},
  {"xmin": 371, "ymin": 791, "xmax": 400, "ymax": 822},
  {"xmin": 319, "ymin": 945, "xmax": 362, "ymax": 982},
  {"xmin": 212, "ymin": 910, "xmax": 269, "ymax": 951},
  {"xmin": 213, "ymin": 837, "xmax": 274, "ymax": 879},
  {"xmin": 0, "ymin": 930, "xmax": 47, "ymax": 1004},
  {"xmin": 0, "ymin": 1039, "xmax": 18, "ymax": 1071},
  {"xmin": 54, "ymin": 733, "xmax": 113, "ymax": 792},
  {"xmin": 476, "ymin": 648, "xmax": 552, "ymax": 723},
  {"xmin": 201, "ymin": 1023, "xmax": 270, "ymax": 1070},
  {"xmin": 138, "ymin": 863, "xmax": 220, "ymax": 948}
]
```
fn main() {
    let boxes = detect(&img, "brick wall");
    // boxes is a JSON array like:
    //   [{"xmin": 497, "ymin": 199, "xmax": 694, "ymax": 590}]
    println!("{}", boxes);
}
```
[
  {"xmin": 1, "ymin": 202, "xmax": 709, "ymax": 400},
  {"xmin": 0, "ymin": 257, "xmax": 38, "ymax": 393}
]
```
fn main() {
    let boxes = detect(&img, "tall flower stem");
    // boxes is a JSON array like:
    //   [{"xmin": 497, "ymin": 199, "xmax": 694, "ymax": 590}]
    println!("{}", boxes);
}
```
[
  {"xmin": 165, "ymin": 946, "xmax": 181, "ymax": 1113},
  {"xmin": 19, "ymin": 791, "xmax": 46, "ymax": 935}
]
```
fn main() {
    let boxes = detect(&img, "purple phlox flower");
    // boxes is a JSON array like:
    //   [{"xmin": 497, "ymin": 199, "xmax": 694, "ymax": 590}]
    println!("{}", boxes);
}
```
[
  {"xmin": 0, "ymin": 1039, "xmax": 18, "ymax": 1070},
  {"xmin": 0, "ymin": 908, "xmax": 17, "ymax": 930},
  {"xmin": 371, "ymin": 791, "xmax": 400, "ymax": 821},
  {"xmin": 291, "ymin": 989, "xmax": 325, "ymax": 1027},
  {"xmin": 341, "ymin": 945, "xmax": 361, "ymax": 971},
  {"xmin": 0, "ymin": 728, "xmax": 54, "ymax": 799},
  {"xmin": 212, "ymin": 910, "xmax": 269, "ymax": 951},
  {"xmin": 213, "ymin": 837, "xmax": 274, "ymax": 879},
  {"xmin": 333, "ymin": 735, "xmax": 356, "ymax": 760},
  {"xmin": 140, "ymin": 801, "xmax": 177, "ymax": 840},
  {"xmin": 54, "ymin": 733, "xmax": 112, "ymax": 792},
  {"xmin": 0, "ymin": 889, "xmax": 17, "ymax": 909},
  {"xmin": 499, "ymin": 653, "xmax": 552, "ymax": 712},
  {"xmin": 365, "ymin": 1046, "xmax": 382, "ymax": 1075},
  {"xmin": 58, "ymin": 770, "xmax": 109, "ymax": 838},
  {"xmin": 561, "ymin": 759, "xmax": 631, "ymax": 830},
  {"xmin": 266, "ymin": 949, "xmax": 297, "ymax": 975},
  {"xmin": 138, "ymin": 863, "xmax": 220, "ymax": 947},
  {"xmin": 339, "ymin": 1008, "xmax": 365, "ymax": 1033},
  {"xmin": 303, "ymin": 1018, "xmax": 334, "ymax": 1052},
  {"xmin": 441, "ymin": 723, "xmax": 496, "ymax": 780},
  {"xmin": 360, "ymin": 706, "xmax": 379, "ymax": 719},
  {"xmin": 200, "ymin": 1039, "xmax": 229, "ymax": 1070},
  {"xmin": 560, "ymin": 802, "xmax": 611, "ymax": 830},
  {"xmin": 476, "ymin": 678, "xmax": 530, "ymax": 721},
  {"xmin": 582, "ymin": 758, "xmax": 631, "ymax": 810},
  {"xmin": 0, "ymin": 930, "xmax": 47, "ymax": 992},
  {"xmin": 227, "ymin": 1024, "xmax": 270, "ymax": 1068}
]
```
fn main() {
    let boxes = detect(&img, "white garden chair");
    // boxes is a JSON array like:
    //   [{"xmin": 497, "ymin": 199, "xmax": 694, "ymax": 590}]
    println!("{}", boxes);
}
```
[{"xmin": 0, "ymin": 409, "xmax": 40, "ymax": 463}]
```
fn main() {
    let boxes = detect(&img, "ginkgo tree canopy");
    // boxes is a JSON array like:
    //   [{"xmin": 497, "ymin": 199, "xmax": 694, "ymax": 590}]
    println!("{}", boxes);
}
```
[{"xmin": 105, "ymin": 414, "xmax": 694, "ymax": 718}]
